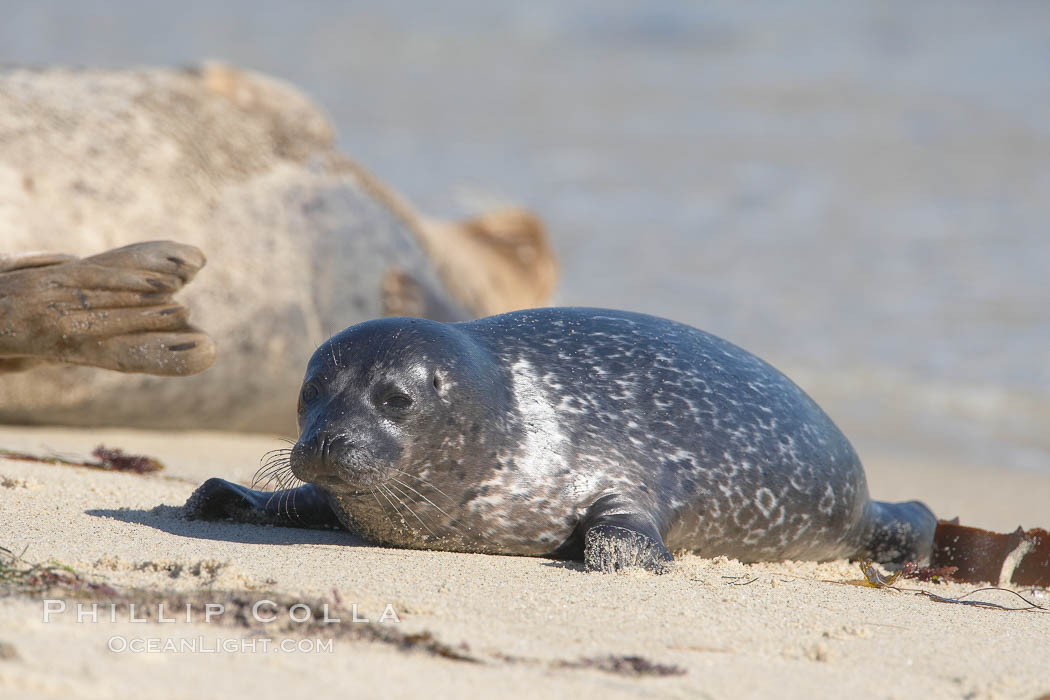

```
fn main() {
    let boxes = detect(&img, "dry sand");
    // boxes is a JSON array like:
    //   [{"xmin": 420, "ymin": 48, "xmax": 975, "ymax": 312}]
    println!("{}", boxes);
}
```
[{"xmin": 1, "ymin": 424, "xmax": 1048, "ymax": 699}]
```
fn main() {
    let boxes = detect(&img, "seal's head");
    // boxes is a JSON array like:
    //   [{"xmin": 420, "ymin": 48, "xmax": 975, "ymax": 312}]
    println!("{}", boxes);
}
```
[{"xmin": 290, "ymin": 318, "xmax": 509, "ymax": 494}]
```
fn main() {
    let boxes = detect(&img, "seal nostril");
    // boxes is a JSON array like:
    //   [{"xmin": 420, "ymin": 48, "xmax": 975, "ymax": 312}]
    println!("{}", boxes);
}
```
[{"xmin": 305, "ymin": 432, "xmax": 353, "ymax": 467}]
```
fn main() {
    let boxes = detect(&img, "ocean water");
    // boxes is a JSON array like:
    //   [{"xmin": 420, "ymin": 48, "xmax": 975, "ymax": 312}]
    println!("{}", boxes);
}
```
[{"xmin": 3, "ymin": 1, "xmax": 1048, "ymax": 474}]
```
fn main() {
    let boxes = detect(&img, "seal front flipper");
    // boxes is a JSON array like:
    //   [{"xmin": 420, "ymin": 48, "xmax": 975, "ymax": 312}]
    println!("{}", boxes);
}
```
[
  {"xmin": 184, "ymin": 478, "xmax": 342, "ymax": 529},
  {"xmin": 577, "ymin": 495, "xmax": 674, "ymax": 574}
]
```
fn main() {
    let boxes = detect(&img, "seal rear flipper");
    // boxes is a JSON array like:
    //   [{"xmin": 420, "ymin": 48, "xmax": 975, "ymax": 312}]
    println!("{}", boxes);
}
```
[
  {"xmin": 861, "ymin": 499, "xmax": 937, "ymax": 564},
  {"xmin": 584, "ymin": 524, "xmax": 675, "ymax": 574},
  {"xmin": 576, "ymin": 495, "xmax": 674, "ymax": 574},
  {"xmin": 0, "ymin": 240, "xmax": 215, "ymax": 376},
  {"xmin": 184, "ymin": 478, "xmax": 342, "ymax": 529}
]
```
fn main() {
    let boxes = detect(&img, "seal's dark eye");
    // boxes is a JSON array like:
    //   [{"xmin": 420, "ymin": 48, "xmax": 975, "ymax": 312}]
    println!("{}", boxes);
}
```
[
  {"xmin": 382, "ymin": 393, "xmax": 413, "ymax": 410},
  {"xmin": 300, "ymin": 382, "xmax": 319, "ymax": 405}
]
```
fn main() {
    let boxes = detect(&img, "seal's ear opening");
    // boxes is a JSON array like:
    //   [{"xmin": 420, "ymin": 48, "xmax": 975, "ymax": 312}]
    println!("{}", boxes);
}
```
[
  {"xmin": 431, "ymin": 369, "xmax": 453, "ymax": 401},
  {"xmin": 430, "ymin": 367, "xmax": 459, "ymax": 398}
]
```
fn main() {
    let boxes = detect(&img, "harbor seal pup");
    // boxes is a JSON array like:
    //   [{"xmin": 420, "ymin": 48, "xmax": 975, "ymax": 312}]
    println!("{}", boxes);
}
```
[{"xmin": 186, "ymin": 307, "xmax": 937, "ymax": 572}]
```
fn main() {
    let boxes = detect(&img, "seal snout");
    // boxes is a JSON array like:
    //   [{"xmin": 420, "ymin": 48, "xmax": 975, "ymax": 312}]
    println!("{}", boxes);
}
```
[
  {"xmin": 317, "ymin": 431, "xmax": 354, "ymax": 465},
  {"xmin": 290, "ymin": 430, "xmax": 390, "ymax": 492},
  {"xmin": 290, "ymin": 431, "xmax": 354, "ymax": 484}
]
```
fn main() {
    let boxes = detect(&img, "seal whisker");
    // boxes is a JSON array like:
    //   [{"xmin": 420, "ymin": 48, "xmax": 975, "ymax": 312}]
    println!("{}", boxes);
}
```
[
  {"xmin": 253, "ymin": 458, "xmax": 287, "ymax": 474},
  {"xmin": 277, "ymin": 478, "xmax": 296, "ymax": 520},
  {"xmin": 382, "ymin": 484, "xmax": 438, "ymax": 539},
  {"xmin": 257, "ymin": 450, "xmax": 292, "ymax": 469},
  {"xmin": 386, "ymin": 482, "xmax": 439, "ymax": 539},
  {"xmin": 284, "ymin": 482, "xmax": 300, "ymax": 521},
  {"xmin": 369, "ymin": 488, "xmax": 390, "ymax": 522},
  {"xmin": 326, "ymin": 338, "xmax": 340, "ymax": 371},
  {"xmin": 255, "ymin": 468, "xmax": 305, "ymax": 521},
  {"xmin": 262, "ymin": 486, "xmax": 282, "ymax": 513},
  {"xmin": 391, "ymin": 469, "xmax": 456, "ymax": 503},
  {"xmin": 256, "ymin": 458, "xmax": 291, "ymax": 474},
  {"xmin": 376, "ymin": 485, "xmax": 411, "ymax": 531},
  {"xmin": 274, "ymin": 472, "xmax": 291, "ymax": 518},
  {"xmin": 255, "ymin": 475, "xmax": 282, "ymax": 493},
  {"xmin": 253, "ymin": 467, "xmax": 288, "ymax": 492},
  {"xmin": 389, "ymin": 476, "xmax": 462, "ymax": 528},
  {"xmin": 280, "ymin": 472, "xmax": 305, "ymax": 521},
  {"xmin": 252, "ymin": 453, "xmax": 294, "ymax": 490},
  {"xmin": 262, "ymin": 471, "xmax": 291, "ymax": 514},
  {"xmin": 258, "ymin": 460, "xmax": 292, "ymax": 475}
]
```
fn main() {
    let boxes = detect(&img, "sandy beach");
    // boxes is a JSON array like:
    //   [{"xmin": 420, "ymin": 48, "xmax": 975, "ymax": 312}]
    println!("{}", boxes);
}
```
[{"xmin": 1, "ymin": 424, "xmax": 1048, "ymax": 699}]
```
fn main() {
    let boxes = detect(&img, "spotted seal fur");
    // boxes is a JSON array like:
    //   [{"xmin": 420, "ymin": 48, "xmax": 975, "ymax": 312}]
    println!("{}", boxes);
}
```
[{"xmin": 186, "ymin": 307, "xmax": 937, "ymax": 572}]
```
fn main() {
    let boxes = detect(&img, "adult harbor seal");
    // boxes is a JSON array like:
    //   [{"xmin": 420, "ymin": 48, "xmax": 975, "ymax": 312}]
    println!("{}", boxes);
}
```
[
  {"xmin": 186, "ymin": 307, "xmax": 937, "ymax": 572},
  {"xmin": 0, "ymin": 63, "xmax": 555, "ymax": 432}
]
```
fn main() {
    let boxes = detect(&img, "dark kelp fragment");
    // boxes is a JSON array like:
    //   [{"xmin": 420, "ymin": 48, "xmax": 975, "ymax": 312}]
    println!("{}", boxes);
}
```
[
  {"xmin": 0, "ymin": 546, "xmax": 117, "ymax": 596},
  {"xmin": 554, "ymin": 655, "xmax": 686, "ymax": 677},
  {"xmin": 900, "ymin": 561, "xmax": 958, "ymax": 583},
  {"xmin": 933, "ymin": 520, "xmax": 1050, "ymax": 587},
  {"xmin": 0, "ymin": 445, "xmax": 163, "ymax": 474},
  {"xmin": 90, "ymin": 446, "xmax": 164, "ymax": 473}
]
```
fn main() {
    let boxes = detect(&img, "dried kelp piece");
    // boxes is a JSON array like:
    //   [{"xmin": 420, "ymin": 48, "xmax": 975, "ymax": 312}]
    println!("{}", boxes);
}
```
[
  {"xmin": 933, "ymin": 520, "xmax": 1050, "ymax": 587},
  {"xmin": 396, "ymin": 632, "xmax": 476, "ymax": 662},
  {"xmin": 839, "ymin": 559, "xmax": 1047, "ymax": 615},
  {"xmin": 0, "ymin": 444, "xmax": 163, "ymax": 474},
  {"xmin": 0, "ymin": 545, "xmax": 117, "ymax": 597},
  {"xmin": 900, "ymin": 561, "xmax": 958, "ymax": 583},
  {"xmin": 91, "ymin": 446, "xmax": 164, "ymax": 473},
  {"xmin": 555, "ymin": 655, "xmax": 686, "ymax": 677}
]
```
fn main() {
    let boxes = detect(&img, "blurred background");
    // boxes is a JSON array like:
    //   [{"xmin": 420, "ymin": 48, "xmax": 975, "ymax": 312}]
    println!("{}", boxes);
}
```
[{"xmin": 3, "ymin": 1, "xmax": 1048, "ymax": 480}]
